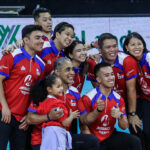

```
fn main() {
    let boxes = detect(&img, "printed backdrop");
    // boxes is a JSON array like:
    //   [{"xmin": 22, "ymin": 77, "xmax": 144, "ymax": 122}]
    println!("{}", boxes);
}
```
[{"xmin": 0, "ymin": 16, "xmax": 150, "ymax": 56}]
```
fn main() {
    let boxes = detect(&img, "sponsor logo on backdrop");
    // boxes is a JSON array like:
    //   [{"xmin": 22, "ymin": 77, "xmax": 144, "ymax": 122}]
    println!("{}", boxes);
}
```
[{"xmin": 0, "ymin": 25, "xmax": 20, "ymax": 50}]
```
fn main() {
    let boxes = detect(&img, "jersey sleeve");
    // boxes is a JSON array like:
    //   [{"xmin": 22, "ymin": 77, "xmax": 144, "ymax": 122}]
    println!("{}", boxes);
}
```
[
  {"xmin": 87, "ymin": 59, "xmax": 97, "ymax": 82},
  {"xmin": 123, "ymin": 56, "xmax": 138, "ymax": 81},
  {"xmin": 0, "ymin": 54, "xmax": 14, "ymax": 79},
  {"xmin": 39, "ymin": 66, "xmax": 47, "ymax": 80},
  {"xmin": 27, "ymin": 101, "xmax": 38, "ymax": 113},
  {"xmin": 119, "ymin": 97, "xmax": 126, "ymax": 115},
  {"xmin": 57, "ymin": 106, "xmax": 69, "ymax": 122},
  {"xmin": 82, "ymin": 95, "xmax": 92, "ymax": 113},
  {"xmin": 78, "ymin": 97, "xmax": 87, "ymax": 115}
]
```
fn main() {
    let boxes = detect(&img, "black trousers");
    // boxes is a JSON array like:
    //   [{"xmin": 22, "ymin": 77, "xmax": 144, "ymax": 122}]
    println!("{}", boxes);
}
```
[
  {"xmin": 100, "ymin": 130, "xmax": 142, "ymax": 150},
  {"xmin": 129, "ymin": 98, "xmax": 150, "ymax": 150},
  {"xmin": 0, "ymin": 111, "xmax": 27, "ymax": 150},
  {"xmin": 31, "ymin": 144, "xmax": 40, "ymax": 150},
  {"xmin": 72, "ymin": 134, "xmax": 100, "ymax": 150}
]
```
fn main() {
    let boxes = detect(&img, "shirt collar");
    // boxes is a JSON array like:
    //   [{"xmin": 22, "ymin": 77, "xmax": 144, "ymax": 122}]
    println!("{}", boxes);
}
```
[
  {"xmin": 73, "ymin": 67, "xmax": 81, "ymax": 74},
  {"xmin": 47, "ymin": 94, "xmax": 56, "ymax": 99},
  {"xmin": 43, "ymin": 35, "xmax": 48, "ymax": 41},
  {"xmin": 113, "ymin": 55, "xmax": 119, "ymax": 67},
  {"xmin": 101, "ymin": 55, "xmax": 119, "ymax": 67},
  {"xmin": 21, "ymin": 46, "xmax": 36, "ymax": 60},
  {"xmin": 96, "ymin": 86, "xmax": 114, "ymax": 101},
  {"xmin": 139, "ymin": 52, "xmax": 146, "ymax": 66},
  {"xmin": 50, "ymin": 39, "xmax": 64, "ymax": 56}
]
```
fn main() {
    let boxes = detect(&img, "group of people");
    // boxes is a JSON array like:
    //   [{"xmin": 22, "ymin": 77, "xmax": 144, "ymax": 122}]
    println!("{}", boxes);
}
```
[{"xmin": 0, "ymin": 6, "xmax": 149, "ymax": 150}]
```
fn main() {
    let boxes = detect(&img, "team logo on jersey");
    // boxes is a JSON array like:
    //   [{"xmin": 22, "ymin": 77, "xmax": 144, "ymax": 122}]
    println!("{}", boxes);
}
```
[
  {"xmin": 0, "ymin": 65, "xmax": 8, "ymax": 69},
  {"xmin": 126, "ymin": 69, "xmax": 134, "ymax": 76},
  {"xmin": 145, "ymin": 72, "xmax": 150, "ymax": 78},
  {"xmin": 139, "ymin": 76, "xmax": 150, "ymax": 95},
  {"xmin": 71, "ymin": 99, "xmax": 76, "ymax": 106},
  {"xmin": 36, "ymin": 68, "xmax": 41, "ymax": 76},
  {"xmin": 24, "ymin": 75, "xmax": 33, "ymax": 87},
  {"xmin": 117, "ymin": 72, "xmax": 124, "ymax": 79},
  {"xmin": 47, "ymin": 60, "xmax": 51, "ymax": 64},
  {"xmin": 19, "ymin": 75, "xmax": 33, "ymax": 95},
  {"xmin": 101, "ymin": 115, "xmax": 110, "ymax": 127},
  {"xmin": 21, "ymin": 66, "xmax": 26, "ymax": 71}
]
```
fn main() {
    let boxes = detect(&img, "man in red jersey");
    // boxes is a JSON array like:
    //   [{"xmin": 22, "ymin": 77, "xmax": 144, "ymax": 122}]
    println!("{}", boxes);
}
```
[
  {"xmin": 0, "ymin": 25, "xmax": 46, "ymax": 150},
  {"xmin": 26, "ymin": 57, "xmax": 100, "ymax": 150},
  {"xmin": 83, "ymin": 62, "xmax": 142, "ymax": 150},
  {"xmin": 87, "ymin": 33, "xmax": 141, "ymax": 133}
]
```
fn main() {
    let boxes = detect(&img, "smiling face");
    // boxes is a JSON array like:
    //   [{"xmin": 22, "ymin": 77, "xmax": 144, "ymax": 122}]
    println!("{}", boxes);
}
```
[
  {"xmin": 69, "ymin": 43, "xmax": 87, "ymax": 63},
  {"xmin": 24, "ymin": 30, "xmax": 44, "ymax": 52},
  {"xmin": 100, "ymin": 39, "xmax": 118, "ymax": 64},
  {"xmin": 35, "ymin": 12, "xmax": 52, "ymax": 33},
  {"xmin": 47, "ymin": 78, "xmax": 64, "ymax": 97},
  {"xmin": 56, "ymin": 27, "xmax": 74, "ymax": 49},
  {"xmin": 56, "ymin": 60, "xmax": 75, "ymax": 85},
  {"xmin": 125, "ymin": 37, "xmax": 144, "ymax": 61},
  {"xmin": 96, "ymin": 66, "xmax": 115, "ymax": 89}
]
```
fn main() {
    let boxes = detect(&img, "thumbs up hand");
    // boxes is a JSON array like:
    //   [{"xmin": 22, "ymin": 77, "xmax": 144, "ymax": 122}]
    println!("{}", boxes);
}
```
[
  {"xmin": 97, "ymin": 94, "xmax": 105, "ymax": 112},
  {"xmin": 111, "ymin": 104, "xmax": 122, "ymax": 119}
]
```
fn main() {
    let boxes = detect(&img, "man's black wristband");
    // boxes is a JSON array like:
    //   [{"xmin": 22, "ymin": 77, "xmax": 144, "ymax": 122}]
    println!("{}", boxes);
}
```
[
  {"xmin": 97, "ymin": 108, "xmax": 102, "ymax": 113},
  {"xmin": 128, "ymin": 112, "xmax": 136, "ymax": 116}
]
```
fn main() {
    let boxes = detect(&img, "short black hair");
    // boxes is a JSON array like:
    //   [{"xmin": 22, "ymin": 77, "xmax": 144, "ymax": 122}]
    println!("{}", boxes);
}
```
[
  {"xmin": 98, "ymin": 33, "xmax": 118, "ymax": 49},
  {"xmin": 123, "ymin": 32, "xmax": 148, "ymax": 54},
  {"xmin": 94, "ymin": 62, "xmax": 111, "ymax": 77},
  {"xmin": 52, "ymin": 22, "xmax": 74, "ymax": 40},
  {"xmin": 22, "ymin": 24, "xmax": 42, "ymax": 39},
  {"xmin": 32, "ymin": 7, "xmax": 51, "ymax": 21}
]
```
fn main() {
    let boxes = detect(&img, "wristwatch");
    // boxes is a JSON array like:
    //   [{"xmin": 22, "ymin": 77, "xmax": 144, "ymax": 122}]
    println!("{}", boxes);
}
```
[
  {"xmin": 128, "ymin": 112, "xmax": 136, "ymax": 116},
  {"xmin": 119, "ymin": 113, "xmax": 124, "ymax": 119}
]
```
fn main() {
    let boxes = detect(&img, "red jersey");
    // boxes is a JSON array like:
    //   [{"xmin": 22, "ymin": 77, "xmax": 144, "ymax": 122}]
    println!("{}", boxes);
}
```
[
  {"xmin": 59, "ymin": 86, "xmax": 86, "ymax": 114},
  {"xmin": 87, "ymin": 52, "xmax": 138, "ymax": 101},
  {"xmin": 28, "ymin": 85, "xmax": 86, "ymax": 145},
  {"xmin": 82, "ymin": 86, "xmax": 126, "ymax": 142},
  {"xmin": 28, "ymin": 102, "xmax": 42, "ymax": 145},
  {"xmin": 40, "ymin": 39, "xmax": 64, "ymax": 74},
  {"xmin": 0, "ymin": 47, "xmax": 45, "ymax": 121},
  {"xmin": 32, "ymin": 95, "xmax": 68, "ymax": 128},
  {"xmin": 137, "ymin": 53, "xmax": 150, "ymax": 101},
  {"xmin": 72, "ymin": 67, "xmax": 85, "ymax": 93}
]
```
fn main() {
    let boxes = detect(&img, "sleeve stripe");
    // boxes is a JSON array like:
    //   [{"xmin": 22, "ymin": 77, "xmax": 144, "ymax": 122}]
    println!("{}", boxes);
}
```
[
  {"xmin": 27, "ymin": 108, "xmax": 37, "ymax": 113},
  {"xmin": 126, "ymin": 74, "xmax": 138, "ymax": 81},
  {"xmin": 80, "ymin": 109, "xmax": 87, "ymax": 115},
  {"xmin": 0, "ymin": 72, "xmax": 9, "ymax": 78}
]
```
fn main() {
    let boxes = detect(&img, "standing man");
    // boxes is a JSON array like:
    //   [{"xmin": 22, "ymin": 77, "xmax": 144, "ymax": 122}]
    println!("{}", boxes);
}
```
[
  {"xmin": 87, "ymin": 33, "xmax": 141, "ymax": 134},
  {"xmin": 2, "ymin": 7, "xmax": 53, "ymax": 54},
  {"xmin": 0, "ymin": 25, "xmax": 45, "ymax": 150},
  {"xmin": 82, "ymin": 62, "xmax": 142, "ymax": 150},
  {"xmin": 32, "ymin": 7, "xmax": 53, "ymax": 44}
]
